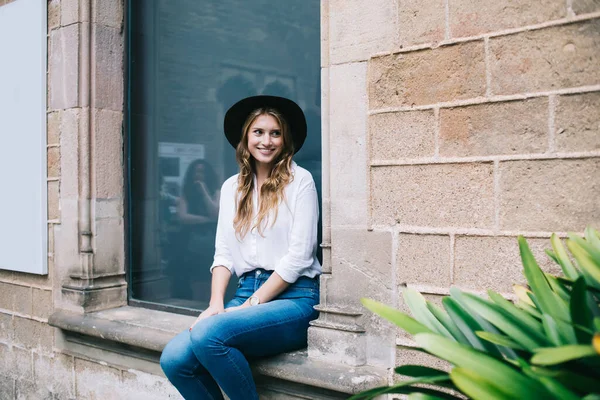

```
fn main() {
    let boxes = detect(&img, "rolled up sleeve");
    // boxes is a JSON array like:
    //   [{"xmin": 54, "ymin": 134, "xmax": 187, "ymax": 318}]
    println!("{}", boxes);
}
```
[
  {"xmin": 274, "ymin": 177, "xmax": 319, "ymax": 283},
  {"xmin": 210, "ymin": 181, "xmax": 234, "ymax": 274}
]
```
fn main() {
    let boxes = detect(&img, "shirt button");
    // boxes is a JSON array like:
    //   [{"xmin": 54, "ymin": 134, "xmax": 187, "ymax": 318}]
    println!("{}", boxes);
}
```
[{"xmin": 256, "ymin": 270, "xmax": 261, "ymax": 276}]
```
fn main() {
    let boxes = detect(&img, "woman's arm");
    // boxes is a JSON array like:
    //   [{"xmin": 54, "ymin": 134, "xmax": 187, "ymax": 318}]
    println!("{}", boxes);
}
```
[
  {"xmin": 198, "ymin": 183, "xmax": 220, "ymax": 219},
  {"xmin": 177, "ymin": 197, "xmax": 213, "ymax": 224},
  {"xmin": 190, "ymin": 266, "xmax": 231, "ymax": 329},
  {"xmin": 225, "ymin": 271, "xmax": 289, "ymax": 312}
]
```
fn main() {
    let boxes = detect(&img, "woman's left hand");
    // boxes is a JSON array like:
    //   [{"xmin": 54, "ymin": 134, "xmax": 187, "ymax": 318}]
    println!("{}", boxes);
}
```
[{"xmin": 225, "ymin": 303, "xmax": 250, "ymax": 312}]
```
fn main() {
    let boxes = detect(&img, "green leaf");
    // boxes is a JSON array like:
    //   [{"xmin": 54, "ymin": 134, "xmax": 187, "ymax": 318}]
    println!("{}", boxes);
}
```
[
  {"xmin": 404, "ymin": 288, "xmax": 454, "ymax": 339},
  {"xmin": 515, "ymin": 300, "xmax": 542, "ymax": 320},
  {"xmin": 461, "ymin": 293, "xmax": 549, "ymax": 350},
  {"xmin": 475, "ymin": 331, "xmax": 525, "ymax": 350},
  {"xmin": 571, "ymin": 277, "xmax": 594, "ymax": 343},
  {"xmin": 361, "ymin": 298, "xmax": 433, "ymax": 335},
  {"xmin": 427, "ymin": 302, "xmax": 471, "ymax": 345},
  {"xmin": 348, "ymin": 375, "xmax": 460, "ymax": 400},
  {"xmin": 537, "ymin": 377, "xmax": 581, "ymax": 400},
  {"xmin": 531, "ymin": 345, "xmax": 598, "ymax": 365},
  {"xmin": 408, "ymin": 394, "xmax": 449, "ymax": 400},
  {"xmin": 449, "ymin": 368, "xmax": 519, "ymax": 400},
  {"xmin": 545, "ymin": 273, "xmax": 571, "ymax": 303},
  {"xmin": 519, "ymin": 236, "xmax": 570, "ymax": 322},
  {"xmin": 527, "ymin": 365, "xmax": 600, "ymax": 394},
  {"xmin": 568, "ymin": 238, "xmax": 600, "ymax": 288},
  {"xmin": 550, "ymin": 233, "xmax": 579, "ymax": 280},
  {"xmin": 395, "ymin": 365, "xmax": 449, "ymax": 378},
  {"xmin": 595, "ymin": 317, "xmax": 600, "ymax": 332},
  {"xmin": 415, "ymin": 333, "xmax": 548, "ymax": 398},
  {"xmin": 585, "ymin": 226, "xmax": 600, "ymax": 249},
  {"xmin": 488, "ymin": 291, "xmax": 546, "ymax": 335},
  {"xmin": 542, "ymin": 315, "xmax": 564, "ymax": 346}
]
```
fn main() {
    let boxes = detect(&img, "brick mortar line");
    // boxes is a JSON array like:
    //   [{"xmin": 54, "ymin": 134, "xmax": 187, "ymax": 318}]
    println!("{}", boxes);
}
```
[
  {"xmin": 0, "ymin": 309, "xmax": 49, "ymax": 323},
  {"xmin": 494, "ymin": 160, "xmax": 500, "ymax": 231},
  {"xmin": 548, "ymin": 95, "xmax": 557, "ymax": 153},
  {"xmin": 47, "ymin": 177, "xmax": 60, "ymax": 182},
  {"xmin": 47, "ymin": 144, "xmax": 59, "ymax": 149},
  {"xmin": 371, "ymin": 150, "xmax": 600, "ymax": 166},
  {"xmin": 373, "ymin": 225, "xmax": 575, "ymax": 238},
  {"xmin": 0, "ymin": 280, "xmax": 51, "ymax": 290},
  {"xmin": 368, "ymin": 85, "xmax": 600, "ymax": 114}
]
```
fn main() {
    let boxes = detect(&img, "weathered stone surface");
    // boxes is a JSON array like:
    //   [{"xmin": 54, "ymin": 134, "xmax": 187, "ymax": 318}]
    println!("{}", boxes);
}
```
[
  {"xmin": 120, "ymin": 369, "xmax": 184, "ymax": 400},
  {"xmin": 329, "ymin": 0, "xmax": 397, "ymax": 64},
  {"xmin": 573, "ymin": 0, "xmax": 600, "ymax": 14},
  {"xmin": 10, "ymin": 270, "xmax": 51, "ymax": 289},
  {"xmin": 369, "ymin": 42, "xmax": 486, "ymax": 108},
  {"xmin": 59, "ymin": 108, "xmax": 83, "ymax": 198},
  {"xmin": 13, "ymin": 317, "xmax": 54, "ymax": 351},
  {"xmin": 321, "ymin": 0, "xmax": 329, "ymax": 67},
  {"xmin": 49, "ymin": 25, "xmax": 80, "ymax": 110},
  {"xmin": 32, "ymin": 289, "xmax": 53, "ymax": 320},
  {"xmin": 490, "ymin": 20, "xmax": 600, "ymax": 96},
  {"xmin": 454, "ymin": 236, "xmax": 560, "ymax": 293},
  {"xmin": 399, "ymin": 0, "xmax": 445, "ymax": 45},
  {"xmin": 75, "ymin": 358, "xmax": 122, "ymax": 399},
  {"xmin": 0, "ymin": 374, "xmax": 14, "ymax": 399},
  {"xmin": 0, "ymin": 282, "xmax": 32, "ymax": 315},
  {"xmin": 330, "ymin": 62, "xmax": 368, "ymax": 227},
  {"xmin": 395, "ymin": 347, "xmax": 451, "ymax": 379},
  {"xmin": 94, "ymin": 25, "xmax": 124, "ymax": 111},
  {"xmin": 47, "ymin": 147, "xmax": 60, "ymax": 178},
  {"xmin": 95, "ymin": 0, "xmax": 123, "ymax": 28},
  {"xmin": 47, "ymin": 0, "xmax": 60, "ymax": 31},
  {"xmin": 0, "ymin": 312, "xmax": 12, "ymax": 342},
  {"xmin": 11, "ymin": 347, "xmax": 33, "ymax": 382},
  {"xmin": 449, "ymin": 0, "xmax": 565, "ymax": 37},
  {"xmin": 94, "ymin": 109, "xmax": 124, "ymax": 198},
  {"xmin": 499, "ymin": 159, "xmax": 600, "ymax": 231},
  {"xmin": 369, "ymin": 110, "xmax": 436, "ymax": 160},
  {"xmin": 47, "ymin": 180, "xmax": 60, "ymax": 221},
  {"xmin": 555, "ymin": 92, "xmax": 600, "ymax": 152},
  {"xmin": 60, "ymin": 0, "xmax": 80, "ymax": 26},
  {"xmin": 439, "ymin": 98, "xmax": 548, "ymax": 156},
  {"xmin": 93, "ymin": 219, "xmax": 125, "ymax": 278},
  {"xmin": 15, "ymin": 379, "xmax": 52, "ymax": 400},
  {"xmin": 371, "ymin": 163, "xmax": 495, "ymax": 227},
  {"xmin": 308, "ymin": 326, "xmax": 367, "ymax": 366},
  {"xmin": 397, "ymin": 234, "xmax": 452, "ymax": 287},
  {"xmin": 46, "ymin": 111, "xmax": 60, "ymax": 145},
  {"xmin": 33, "ymin": 353, "xmax": 75, "ymax": 400}
]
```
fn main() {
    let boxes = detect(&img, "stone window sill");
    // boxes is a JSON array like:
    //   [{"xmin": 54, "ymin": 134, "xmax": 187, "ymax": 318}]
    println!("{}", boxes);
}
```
[{"xmin": 48, "ymin": 306, "xmax": 387, "ymax": 395}]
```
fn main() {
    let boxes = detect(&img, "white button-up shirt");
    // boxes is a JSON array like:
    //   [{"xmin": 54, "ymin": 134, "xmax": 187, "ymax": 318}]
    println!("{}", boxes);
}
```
[{"xmin": 210, "ymin": 162, "xmax": 321, "ymax": 283}]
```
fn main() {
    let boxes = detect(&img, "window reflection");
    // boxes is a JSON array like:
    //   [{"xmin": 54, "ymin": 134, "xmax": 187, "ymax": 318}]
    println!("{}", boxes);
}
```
[{"xmin": 128, "ymin": 0, "xmax": 321, "ymax": 311}]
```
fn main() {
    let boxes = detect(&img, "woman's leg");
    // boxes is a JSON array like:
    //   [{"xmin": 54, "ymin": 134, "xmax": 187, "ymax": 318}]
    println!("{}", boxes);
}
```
[
  {"xmin": 160, "ymin": 330, "xmax": 224, "ymax": 400},
  {"xmin": 189, "ymin": 297, "xmax": 318, "ymax": 400}
]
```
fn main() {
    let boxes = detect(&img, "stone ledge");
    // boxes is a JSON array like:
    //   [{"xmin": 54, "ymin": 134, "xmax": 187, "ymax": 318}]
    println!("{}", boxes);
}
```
[{"xmin": 49, "ymin": 306, "xmax": 388, "ymax": 395}]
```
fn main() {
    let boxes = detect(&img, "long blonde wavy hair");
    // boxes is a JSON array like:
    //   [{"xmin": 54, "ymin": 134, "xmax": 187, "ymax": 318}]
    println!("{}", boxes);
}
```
[{"xmin": 234, "ymin": 108, "xmax": 294, "ymax": 239}]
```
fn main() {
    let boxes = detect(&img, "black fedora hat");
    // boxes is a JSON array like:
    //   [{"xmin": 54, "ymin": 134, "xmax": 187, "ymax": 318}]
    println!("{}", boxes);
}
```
[{"xmin": 223, "ymin": 95, "xmax": 307, "ymax": 153}]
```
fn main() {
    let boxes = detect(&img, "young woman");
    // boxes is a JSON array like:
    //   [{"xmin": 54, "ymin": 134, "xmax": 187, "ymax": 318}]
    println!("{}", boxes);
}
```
[{"xmin": 160, "ymin": 95, "xmax": 322, "ymax": 400}]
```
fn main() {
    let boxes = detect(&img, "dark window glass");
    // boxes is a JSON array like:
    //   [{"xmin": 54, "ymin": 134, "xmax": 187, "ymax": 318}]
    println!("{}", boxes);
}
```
[{"xmin": 127, "ymin": 1, "xmax": 321, "ymax": 313}]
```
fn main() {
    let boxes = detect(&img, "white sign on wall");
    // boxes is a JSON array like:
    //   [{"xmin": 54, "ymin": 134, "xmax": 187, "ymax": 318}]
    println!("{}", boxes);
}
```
[{"xmin": 0, "ymin": 0, "xmax": 48, "ymax": 274}]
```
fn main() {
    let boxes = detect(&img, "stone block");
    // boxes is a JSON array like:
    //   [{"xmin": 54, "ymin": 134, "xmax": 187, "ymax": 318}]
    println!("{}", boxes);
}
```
[
  {"xmin": 449, "ymin": 0, "xmax": 565, "ymax": 37},
  {"xmin": 321, "ymin": 0, "xmax": 329, "ymax": 67},
  {"xmin": 47, "ymin": 111, "xmax": 60, "ymax": 146},
  {"xmin": 329, "ymin": 62, "xmax": 368, "ymax": 227},
  {"xmin": 398, "ymin": 0, "xmax": 445, "ymax": 45},
  {"xmin": 48, "ymin": 0, "xmax": 60, "ymax": 31},
  {"xmin": 47, "ymin": 147, "xmax": 60, "ymax": 178},
  {"xmin": 94, "ymin": 109, "xmax": 124, "ymax": 198},
  {"xmin": 490, "ymin": 20, "xmax": 600, "ymax": 96},
  {"xmin": 13, "ymin": 317, "xmax": 54, "ymax": 351},
  {"xmin": 120, "ymin": 370, "xmax": 183, "ymax": 400},
  {"xmin": 95, "ymin": 0, "xmax": 123, "ymax": 28},
  {"xmin": 499, "ymin": 159, "xmax": 600, "ymax": 231},
  {"xmin": 454, "ymin": 236, "xmax": 560, "ymax": 293},
  {"xmin": 47, "ymin": 180, "xmax": 59, "ymax": 221},
  {"xmin": 395, "ymin": 347, "xmax": 451, "ymax": 379},
  {"xmin": 573, "ymin": 0, "xmax": 600, "ymax": 14},
  {"xmin": 0, "ymin": 374, "xmax": 14, "ymax": 399},
  {"xmin": 93, "ymin": 218, "xmax": 125, "ymax": 277},
  {"xmin": 308, "ymin": 326, "xmax": 367, "ymax": 366},
  {"xmin": 369, "ymin": 42, "xmax": 486, "ymax": 108},
  {"xmin": 33, "ymin": 353, "xmax": 75, "ymax": 399},
  {"xmin": 0, "ymin": 312, "xmax": 12, "ymax": 342},
  {"xmin": 371, "ymin": 163, "xmax": 495, "ymax": 228},
  {"xmin": 15, "ymin": 379, "xmax": 52, "ymax": 400},
  {"xmin": 94, "ymin": 26, "xmax": 124, "ymax": 111},
  {"xmin": 10, "ymin": 270, "xmax": 51, "ymax": 290},
  {"xmin": 329, "ymin": 0, "xmax": 397, "ymax": 64},
  {"xmin": 60, "ymin": 0, "xmax": 79, "ymax": 26},
  {"xmin": 75, "ymin": 358, "xmax": 122, "ymax": 399},
  {"xmin": 397, "ymin": 234, "xmax": 452, "ymax": 287},
  {"xmin": 0, "ymin": 282, "xmax": 32, "ymax": 315},
  {"xmin": 32, "ymin": 289, "xmax": 53, "ymax": 320},
  {"xmin": 439, "ymin": 98, "xmax": 549, "ymax": 156},
  {"xmin": 49, "ymin": 25, "xmax": 80, "ymax": 110},
  {"xmin": 59, "ymin": 108, "xmax": 83, "ymax": 198},
  {"xmin": 331, "ymin": 229, "xmax": 392, "ymax": 283},
  {"xmin": 11, "ymin": 347, "xmax": 33, "ymax": 382},
  {"xmin": 369, "ymin": 110, "xmax": 436, "ymax": 160},
  {"xmin": 555, "ymin": 92, "xmax": 600, "ymax": 152}
]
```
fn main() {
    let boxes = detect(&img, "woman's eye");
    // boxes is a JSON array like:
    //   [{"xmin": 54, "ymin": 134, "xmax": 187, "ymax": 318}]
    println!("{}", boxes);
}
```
[
  {"xmin": 271, "ymin": 131, "xmax": 281, "ymax": 136},
  {"xmin": 253, "ymin": 129, "xmax": 262, "ymax": 134}
]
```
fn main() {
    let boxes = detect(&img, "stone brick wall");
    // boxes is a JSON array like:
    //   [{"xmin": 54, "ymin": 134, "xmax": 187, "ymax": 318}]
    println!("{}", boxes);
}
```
[{"xmin": 315, "ymin": 0, "xmax": 600, "ymax": 384}]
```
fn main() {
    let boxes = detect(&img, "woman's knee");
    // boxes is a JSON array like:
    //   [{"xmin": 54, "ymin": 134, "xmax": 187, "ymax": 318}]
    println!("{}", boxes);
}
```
[
  {"xmin": 190, "ymin": 318, "xmax": 226, "ymax": 360},
  {"xmin": 160, "ymin": 333, "xmax": 191, "ymax": 377}
]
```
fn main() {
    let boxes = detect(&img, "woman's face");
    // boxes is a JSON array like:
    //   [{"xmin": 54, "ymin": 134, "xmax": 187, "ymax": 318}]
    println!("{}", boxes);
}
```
[
  {"xmin": 247, "ymin": 114, "xmax": 283, "ymax": 169},
  {"xmin": 193, "ymin": 163, "xmax": 205, "ymax": 184}
]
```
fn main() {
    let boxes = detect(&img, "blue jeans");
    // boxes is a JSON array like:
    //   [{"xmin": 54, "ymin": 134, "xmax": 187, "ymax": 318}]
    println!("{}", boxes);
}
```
[{"xmin": 160, "ymin": 269, "xmax": 320, "ymax": 400}]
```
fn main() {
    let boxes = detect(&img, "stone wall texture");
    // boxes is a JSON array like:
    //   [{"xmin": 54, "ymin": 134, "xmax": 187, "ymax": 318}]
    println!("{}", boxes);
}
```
[{"xmin": 1, "ymin": 0, "xmax": 599, "ymax": 398}]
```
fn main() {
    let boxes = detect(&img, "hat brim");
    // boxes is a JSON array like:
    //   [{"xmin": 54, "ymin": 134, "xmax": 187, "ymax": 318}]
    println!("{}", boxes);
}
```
[{"xmin": 223, "ymin": 95, "xmax": 307, "ymax": 153}]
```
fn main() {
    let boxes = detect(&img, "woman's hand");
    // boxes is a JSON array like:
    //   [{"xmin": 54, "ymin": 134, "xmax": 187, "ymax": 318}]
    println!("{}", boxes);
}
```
[
  {"xmin": 224, "ymin": 302, "xmax": 250, "ymax": 313},
  {"xmin": 189, "ymin": 303, "xmax": 224, "ymax": 331}
]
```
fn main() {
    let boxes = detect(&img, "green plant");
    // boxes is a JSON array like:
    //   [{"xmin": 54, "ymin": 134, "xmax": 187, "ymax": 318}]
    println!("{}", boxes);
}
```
[{"xmin": 351, "ymin": 228, "xmax": 600, "ymax": 400}]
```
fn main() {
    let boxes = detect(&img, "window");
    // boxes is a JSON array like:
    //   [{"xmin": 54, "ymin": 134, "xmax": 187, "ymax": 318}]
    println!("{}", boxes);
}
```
[{"xmin": 127, "ymin": 0, "xmax": 322, "ymax": 313}]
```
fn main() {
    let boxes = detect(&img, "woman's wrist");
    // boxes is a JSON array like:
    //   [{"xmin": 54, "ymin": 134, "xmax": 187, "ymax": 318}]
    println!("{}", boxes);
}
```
[{"xmin": 209, "ymin": 298, "xmax": 224, "ymax": 308}]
